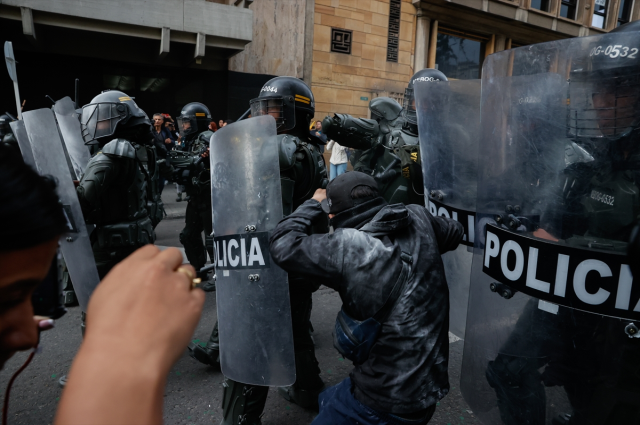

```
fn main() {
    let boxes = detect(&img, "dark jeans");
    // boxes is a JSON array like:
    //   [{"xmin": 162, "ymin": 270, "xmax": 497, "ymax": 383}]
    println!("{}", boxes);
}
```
[{"xmin": 313, "ymin": 378, "xmax": 436, "ymax": 425}]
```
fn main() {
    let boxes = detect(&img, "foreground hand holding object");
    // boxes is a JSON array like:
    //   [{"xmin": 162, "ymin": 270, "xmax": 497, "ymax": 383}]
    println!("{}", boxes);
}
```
[{"xmin": 55, "ymin": 246, "xmax": 205, "ymax": 425}]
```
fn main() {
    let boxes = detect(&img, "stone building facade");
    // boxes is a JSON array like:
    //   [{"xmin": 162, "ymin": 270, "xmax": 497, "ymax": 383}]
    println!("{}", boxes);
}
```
[
  {"xmin": 234, "ymin": 0, "xmax": 638, "ymax": 123},
  {"xmin": 311, "ymin": 0, "xmax": 417, "ymax": 120}
]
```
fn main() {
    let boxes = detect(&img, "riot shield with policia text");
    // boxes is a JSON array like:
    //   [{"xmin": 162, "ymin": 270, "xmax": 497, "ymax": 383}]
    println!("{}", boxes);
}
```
[
  {"xmin": 416, "ymin": 79, "xmax": 480, "ymax": 340},
  {"xmin": 461, "ymin": 29, "xmax": 640, "ymax": 425},
  {"xmin": 210, "ymin": 114, "xmax": 295, "ymax": 386},
  {"xmin": 14, "ymin": 108, "xmax": 100, "ymax": 312}
]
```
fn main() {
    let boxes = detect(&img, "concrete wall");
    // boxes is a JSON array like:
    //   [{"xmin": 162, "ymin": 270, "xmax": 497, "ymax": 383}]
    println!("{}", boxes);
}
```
[
  {"xmin": 0, "ymin": 0, "xmax": 253, "ymax": 41},
  {"xmin": 229, "ymin": 0, "xmax": 307, "ymax": 78},
  {"xmin": 312, "ymin": 0, "xmax": 417, "ymax": 121}
]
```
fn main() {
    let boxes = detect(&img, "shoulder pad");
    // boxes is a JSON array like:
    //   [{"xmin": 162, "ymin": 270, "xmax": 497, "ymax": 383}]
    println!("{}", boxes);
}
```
[
  {"xmin": 275, "ymin": 134, "xmax": 298, "ymax": 170},
  {"xmin": 199, "ymin": 130, "xmax": 214, "ymax": 143},
  {"xmin": 565, "ymin": 142, "xmax": 594, "ymax": 167},
  {"xmin": 369, "ymin": 97, "xmax": 402, "ymax": 121},
  {"xmin": 101, "ymin": 138, "xmax": 136, "ymax": 159}
]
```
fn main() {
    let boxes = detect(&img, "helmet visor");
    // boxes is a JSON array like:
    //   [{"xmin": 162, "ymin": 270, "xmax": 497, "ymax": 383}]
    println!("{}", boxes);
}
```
[
  {"xmin": 402, "ymin": 87, "xmax": 417, "ymax": 125},
  {"xmin": 80, "ymin": 103, "xmax": 126, "ymax": 145},
  {"xmin": 250, "ymin": 97, "xmax": 286, "ymax": 129},
  {"xmin": 177, "ymin": 116, "xmax": 198, "ymax": 139},
  {"xmin": 568, "ymin": 73, "xmax": 640, "ymax": 140}
]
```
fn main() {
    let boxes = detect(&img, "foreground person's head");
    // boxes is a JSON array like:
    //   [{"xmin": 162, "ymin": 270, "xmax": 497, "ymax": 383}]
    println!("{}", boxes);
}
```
[{"xmin": 0, "ymin": 147, "xmax": 68, "ymax": 369}]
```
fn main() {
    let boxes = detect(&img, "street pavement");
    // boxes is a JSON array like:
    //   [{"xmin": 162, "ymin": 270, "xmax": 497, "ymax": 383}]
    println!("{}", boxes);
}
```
[{"xmin": 0, "ymin": 186, "xmax": 481, "ymax": 425}]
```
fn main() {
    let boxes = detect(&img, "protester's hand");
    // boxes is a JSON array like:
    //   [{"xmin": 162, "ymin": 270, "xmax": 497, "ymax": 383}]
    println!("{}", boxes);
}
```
[
  {"xmin": 82, "ymin": 246, "xmax": 204, "ymax": 373},
  {"xmin": 56, "ymin": 245, "xmax": 204, "ymax": 425},
  {"xmin": 312, "ymin": 188, "xmax": 326, "ymax": 203},
  {"xmin": 201, "ymin": 148, "xmax": 210, "ymax": 159},
  {"xmin": 165, "ymin": 138, "xmax": 172, "ymax": 144}
]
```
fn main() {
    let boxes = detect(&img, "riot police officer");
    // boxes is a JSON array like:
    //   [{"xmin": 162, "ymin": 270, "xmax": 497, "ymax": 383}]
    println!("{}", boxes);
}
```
[
  {"xmin": 323, "ymin": 69, "xmax": 447, "ymax": 206},
  {"xmin": 190, "ymin": 77, "xmax": 328, "ymax": 425},
  {"xmin": 173, "ymin": 102, "xmax": 215, "ymax": 284},
  {"xmin": 460, "ymin": 22, "xmax": 640, "ymax": 425},
  {"xmin": 77, "ymin": 90, "xmax": 165, "ymax": 278}
]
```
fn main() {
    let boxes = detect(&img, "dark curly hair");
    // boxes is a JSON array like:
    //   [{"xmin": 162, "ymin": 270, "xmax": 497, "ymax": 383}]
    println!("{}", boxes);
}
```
[{"xmin": 0, "ymin": 145, "xmax": 68, "ymax": 251}]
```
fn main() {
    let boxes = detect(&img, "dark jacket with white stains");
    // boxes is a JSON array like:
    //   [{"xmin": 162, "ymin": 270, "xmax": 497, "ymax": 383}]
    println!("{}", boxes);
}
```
[{"xmin": 269, "ymin": 198, "xmax": 464, "ymax": 414}]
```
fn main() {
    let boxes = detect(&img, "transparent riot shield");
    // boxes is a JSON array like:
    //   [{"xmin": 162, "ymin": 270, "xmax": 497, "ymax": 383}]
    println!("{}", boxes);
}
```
[
  {"xmin": 10, "ymin": 119, "xmax": 35, "ymax": 167},
  {"xmin": 462, "ymin": 29, "xmax": 640, "ymax": 425},
  {"xmin": 416, "ymin": 79, "xmax": 480, "ymax": 339},
  {"xmin": 210, "ymin": 115, "xmax": 295, "ymax": 386},
  {"xmin": 22, "ymin": 109, "xmax": 100, "ymax": 312},
  {"xmin": 53, "ymin": 96, "xmax": 92, "ymax": 179}
]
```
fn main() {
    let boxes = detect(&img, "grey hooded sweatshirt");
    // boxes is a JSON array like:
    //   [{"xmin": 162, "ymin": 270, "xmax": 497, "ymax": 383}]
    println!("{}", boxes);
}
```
[{"xmin": 269, "ymin": 198, "xmax": 463, "ymax": 414}]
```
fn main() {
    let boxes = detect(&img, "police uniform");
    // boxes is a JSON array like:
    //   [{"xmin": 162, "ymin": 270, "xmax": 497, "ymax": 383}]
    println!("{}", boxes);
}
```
[
  {"xmin": 323, "ymin": 69, "xmax": 448, "ymax": 206},
  {"xmin": 77, "ymin": 90, "xmax": 165, "ymax": 279},
  {"xmin": 189, "ymin": 77, "xmax": 328, "ymax": 425},
  {"xmin": 174, "ymin": 103, "xmax": 215, "ymax": 275}
]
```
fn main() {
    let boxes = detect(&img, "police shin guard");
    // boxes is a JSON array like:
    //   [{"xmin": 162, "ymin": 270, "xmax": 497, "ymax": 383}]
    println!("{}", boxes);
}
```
[{"xmin": 221, "ymin": 379, "xmax": 268, "ymax": 425}]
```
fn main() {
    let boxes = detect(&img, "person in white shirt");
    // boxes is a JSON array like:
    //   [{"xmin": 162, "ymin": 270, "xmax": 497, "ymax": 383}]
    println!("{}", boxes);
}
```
[{"xmin": 326, "ymin": 139, "xmax": 348, "ymax": 181}]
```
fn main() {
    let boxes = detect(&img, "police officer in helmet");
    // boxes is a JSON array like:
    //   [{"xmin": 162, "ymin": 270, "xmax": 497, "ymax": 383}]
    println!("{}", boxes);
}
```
[
  {"xmin": 174, "ymin": 102, "xmax": 215, "ymax": 284},
  {"xmin": 484, "ymin": 22, "xmax": 640, "ymax": 425},
  {"xmin": 323, "ymin": 68, "xmax": 447, "ymax": 206},
  {"xmin": 78, "ymin": 90, "xmax": 166, "ymax": 278},
  {"xmin": 189, "ymin": 77, "xmax": 328, "ymax": 425}
]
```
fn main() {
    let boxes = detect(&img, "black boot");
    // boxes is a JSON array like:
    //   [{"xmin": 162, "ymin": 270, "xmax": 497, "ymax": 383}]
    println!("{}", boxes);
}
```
[
  {"xmin": 277, "ymin": 383, "xmax": 325, "ymax": 411},
  {"xmin": 188, "ymin": 321, "xmax": 220, "ymax": 366},
  {"xmin": 220, "ymin": 378, "xmax": 268, "ymax": 425},
  {"xmin": 276, "ymin": 349, "xmax": 324, "ymax": 410}
]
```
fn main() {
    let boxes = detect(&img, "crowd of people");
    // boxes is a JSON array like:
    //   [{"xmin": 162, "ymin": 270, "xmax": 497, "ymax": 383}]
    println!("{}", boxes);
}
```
[{"xmin": 1, "ymin": 19, "xmax": 639, "ymax": 425}]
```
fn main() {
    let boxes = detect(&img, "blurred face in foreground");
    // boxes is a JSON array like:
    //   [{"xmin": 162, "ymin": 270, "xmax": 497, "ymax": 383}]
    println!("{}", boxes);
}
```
[{"xmin": 0, "ymin": 238, "xmax": 58, "ymax": 369}]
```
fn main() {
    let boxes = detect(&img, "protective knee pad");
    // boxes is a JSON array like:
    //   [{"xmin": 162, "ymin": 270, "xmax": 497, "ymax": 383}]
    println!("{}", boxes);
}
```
[
  {"xmin": 179, "ymin": 229, "xmax": 188, "ymax": 246},
  {"xmin": 221, "ymin": 379, "xmax": 268, "ymax": 425}
]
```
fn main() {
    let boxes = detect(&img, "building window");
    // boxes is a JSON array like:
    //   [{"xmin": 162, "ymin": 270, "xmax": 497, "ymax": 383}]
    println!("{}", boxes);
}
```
[
  {"xmin": 530, "ymin": 0, "xmax": 551, "ymax": 12},
  {"xmin": 387, "ymin": 0, "xmax": 401, "ymax": 62},
  {"xmin": 331, "ymin": 28, "xmax": 352, "ymax": 54},
  {"xmin": 617, "ymin": 0, "xmax": 632, "ymax": 26},
  {"xmin": 435, "ymin": 28, "xmax": 488, "ymax": 80},
  {"xmin": 560, "ymin": 0, "xmax": 577, "ymax": 19},
  {"xmin": 592, "ymin": 0, "xmax": 608, "ymax": 28}
]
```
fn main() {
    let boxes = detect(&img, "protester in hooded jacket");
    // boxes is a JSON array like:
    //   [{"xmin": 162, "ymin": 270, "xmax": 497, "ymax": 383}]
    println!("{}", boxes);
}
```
[{"xmin": 269, "ymin": 171, "xmax": 464, "ymax": 425}]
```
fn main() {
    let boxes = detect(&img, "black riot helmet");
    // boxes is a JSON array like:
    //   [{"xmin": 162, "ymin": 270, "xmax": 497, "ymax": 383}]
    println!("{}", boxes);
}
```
[
  {"xmin": 567, "ymin": 28, "xmax": 640, "ymax": 146},
  {"xmin": 80, "ymin": 90, "xmax": 150, "ymax": 146},
  {"xmin": 402, "ymin": 69, "xmax": 448, "ymax": 127},
  {"xmin": 0, "ymin": 114, "xmax": 14, "ymax": 137},
  {"xmin": 249, "ymin": 77, "xmax": 315, "ymax": 134},
  {"xmin": 177, "ymin": 102, "xmax": 212, "ymax": 140},
  {"xmin": 369, "ymin": 97, "xmax": 402, "ymax": 123}
]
